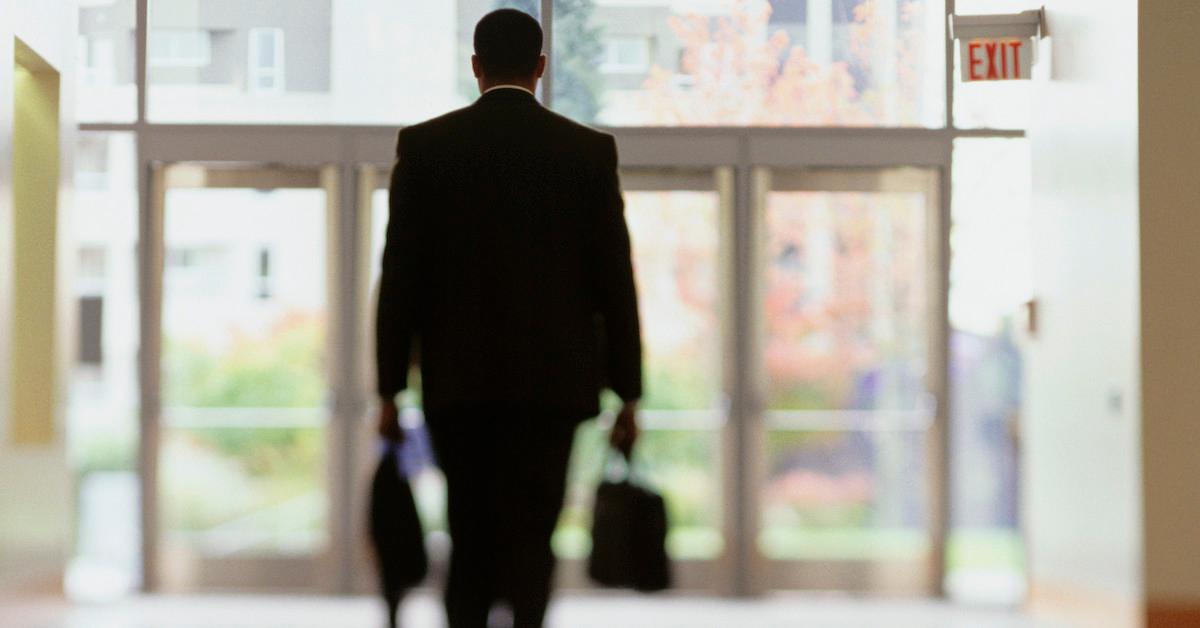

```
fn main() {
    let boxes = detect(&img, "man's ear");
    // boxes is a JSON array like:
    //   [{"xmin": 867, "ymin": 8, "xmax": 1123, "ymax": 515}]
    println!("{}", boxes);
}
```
[
  {"xmin": 535, "ymin": 55, "xmax": 547, "ymax": 79},
  {"xmin": 471, "ymin": 55, "xmax": 482, "ymax": 78}
]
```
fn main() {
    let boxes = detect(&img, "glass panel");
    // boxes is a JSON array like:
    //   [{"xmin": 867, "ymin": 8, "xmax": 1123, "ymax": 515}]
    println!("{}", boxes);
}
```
[
  {"xmin": 947, "ymin": 138, "xmax": 1030, "ymax": 603},
  {"xmin": 147, "ymin": 1, "xmax": 539, "ymax": 124},
  {"xmin": 66, "ymin": 132, "xmax": 141, "ymax": 599},
  {"xmin": 77, "ymin": 0, "xmax": 137, "ymax": 122},
  {"xmin": 159, "ymin": 182, "xmax": 328, "ymax": 588},
  {"xmin": 552, "ymin": 0, "xmax": 945, "ymax": 127},
  {"xmin": 557, "ymin": 187, "xmax": 725, "ymax": 561},
  {"xmin": 760, "ymin": 175, "xmax": 934, "ymax": 568},
  {"xmin": 761, "ymin": 429, "xmax": 929, "ymax": 560},
  {"xmin": 764, "ymin": 188, "xmax": 929, "ymax": 412}
]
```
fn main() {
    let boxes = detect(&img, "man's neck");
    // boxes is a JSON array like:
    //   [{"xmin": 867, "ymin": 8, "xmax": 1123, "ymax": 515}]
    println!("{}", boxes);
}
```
[{"xmin": 480, "ymin": 81, "xmax": 538, "ymax": 95}]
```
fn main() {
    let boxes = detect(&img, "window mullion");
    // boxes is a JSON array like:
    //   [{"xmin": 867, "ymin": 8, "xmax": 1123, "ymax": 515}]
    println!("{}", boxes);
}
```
[{"xmin": 541, "ymin": 0, "xmax": 553, "ymax": 109}]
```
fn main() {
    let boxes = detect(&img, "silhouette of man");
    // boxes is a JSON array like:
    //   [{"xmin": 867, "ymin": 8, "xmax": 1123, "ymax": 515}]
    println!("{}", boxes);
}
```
[{"xmin": 375, "ymin": 9, "xmax": 643, "ymax": 628}]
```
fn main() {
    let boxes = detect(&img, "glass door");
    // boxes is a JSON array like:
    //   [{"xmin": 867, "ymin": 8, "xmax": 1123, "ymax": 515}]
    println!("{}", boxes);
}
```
[
  {"xmin": 557, "ymin": 169, "xmax": 733, "ymax": 590},
  {"xmin": 752, "ymin": 168, "xmax": 944, "ymax": 594},
  {"xmin": 148, "ymin": 164, "xmax": 338, "ymax": 591},
  {"xmin": 358, "ymin": 166, "xmax": 735, "ymax": 591},
  {"xmin": 354, "ymin": 164, "xmax": 943, "ymax": 595}
]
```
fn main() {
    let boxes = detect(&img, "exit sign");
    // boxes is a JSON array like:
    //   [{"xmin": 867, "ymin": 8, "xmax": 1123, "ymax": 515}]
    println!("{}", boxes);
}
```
[
  {"xmin": 960, "ymin": 38, "xmax": 1033, "ymax": 81},
  {"xmin": 950, "ymin": 9, "xmax": 1045, "ymax": 82}
]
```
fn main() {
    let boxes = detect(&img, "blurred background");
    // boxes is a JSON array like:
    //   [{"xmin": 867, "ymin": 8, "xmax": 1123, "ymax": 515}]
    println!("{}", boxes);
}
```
[{"xmin": 1, "ymin": 1, "xmax": 1196, "ymax": 627}]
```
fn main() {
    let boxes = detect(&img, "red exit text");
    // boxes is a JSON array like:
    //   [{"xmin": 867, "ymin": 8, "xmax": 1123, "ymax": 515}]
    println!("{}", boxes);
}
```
[{"xmin": 962, "ymin": 38, "xmax": 1032, "ymax": 81}]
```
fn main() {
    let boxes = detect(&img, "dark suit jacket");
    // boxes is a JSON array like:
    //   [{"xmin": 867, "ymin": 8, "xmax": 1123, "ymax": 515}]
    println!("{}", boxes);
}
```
[{"xmin": 376, "ymin": 87, "xmax": 643, "ymax": 421}]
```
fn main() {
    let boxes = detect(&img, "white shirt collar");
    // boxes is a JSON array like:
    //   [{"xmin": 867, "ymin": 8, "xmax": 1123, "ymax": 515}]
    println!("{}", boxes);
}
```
[{"xmin": 482, "ymin": 84, "xmax": 536, "ymax": 97}]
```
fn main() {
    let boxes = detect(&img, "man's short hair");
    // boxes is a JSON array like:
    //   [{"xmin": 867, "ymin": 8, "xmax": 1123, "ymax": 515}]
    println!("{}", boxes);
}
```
[{"xmin": 473, "ymin": 9, "xmax": 543, "ymax": 80}]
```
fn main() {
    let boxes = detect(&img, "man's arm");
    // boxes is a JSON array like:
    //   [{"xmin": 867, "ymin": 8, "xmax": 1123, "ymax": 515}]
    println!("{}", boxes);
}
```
[
  {"xmin": 591, "ymin": 135, "xmax": 643, "ymax": 456},
  {"xmin": 593, "ymin": 135, "xmax": 644, "ymax": 404},
  {"xmin": 376, "ymin": 129, "xmax": 423, "ymax": 413}
]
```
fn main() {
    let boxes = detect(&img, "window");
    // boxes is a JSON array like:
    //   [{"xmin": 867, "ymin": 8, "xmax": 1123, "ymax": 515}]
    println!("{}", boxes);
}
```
[
  {"xmin": 257, "ymin": 248, "xmax": 274, "ymax": 300},
  {"xmin": 247, "ymin": 28, "xmax": 285, "ymax": 94},
  {"xmin": 78, "ymin": 35, "xmax": 116, "ymax": 86},
  {"xmin": 164, "ymin": 246, "xmax": 228, "ymax": 297},
  {"xmin": 146, "ymin": 1, "xmax": 538, "ymax": 124},
  {"xmin": 78, "ymin": 245, "xmax": 108, "ymax": 282},
  {"xmin": 148, "ymin": 30, "xmax": 212, "ymax": 68},
  {"xmin": 79, "ymin": 296, "xmax": 106, "ymax": 367},
  {"xmin": 946, "ymin": 138, "xmax": 1031, "ymax": 603},
  {"xmin": 600, "ymin": 36, "xmax": 651, "ymax": 74},
  {"xmin": 553, "ymin": 0, "xmax": 946, "ymax": 126},
  {"xmin": 76, "ymin": 0, "xmax": 136, "ymax": 122},
  {"xmin": 67, "ymin": 132, "xmax": 140, "ymax": 599},
  {"xmin": 75, "ymin": 133, "xmax": 112, "ymax": 191}
]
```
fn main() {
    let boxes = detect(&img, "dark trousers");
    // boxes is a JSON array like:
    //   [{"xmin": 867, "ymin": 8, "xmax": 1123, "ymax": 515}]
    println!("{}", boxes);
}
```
[{"xmin": 425, "ymin": 406, "xmax": 579, "ymax": 628}]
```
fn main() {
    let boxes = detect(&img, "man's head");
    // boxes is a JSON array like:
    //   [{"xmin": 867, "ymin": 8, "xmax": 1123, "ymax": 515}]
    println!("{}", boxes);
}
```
[{"xmin": 472, "ymin": 9, "xmax": 546, "ymax": 92}]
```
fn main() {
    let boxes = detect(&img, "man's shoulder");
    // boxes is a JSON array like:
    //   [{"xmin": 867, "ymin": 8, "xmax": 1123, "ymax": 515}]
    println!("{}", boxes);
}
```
[
  {"xmin": 397, "ymin": 102, "xmax": 614, "ymax": 156},
  {"xmin": 398, "ymin": 105, "xmax": 473, "ymax": 143},
  {"xmin": 541, "ymin": 108, "xmax": 613, "ymax": 147}
]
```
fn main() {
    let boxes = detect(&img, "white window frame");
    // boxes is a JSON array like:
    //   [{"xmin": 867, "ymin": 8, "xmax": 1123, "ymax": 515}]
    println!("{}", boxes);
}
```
[{"xmin": 247, "ymin": 27, "xmax": 285, "ymax": 94}]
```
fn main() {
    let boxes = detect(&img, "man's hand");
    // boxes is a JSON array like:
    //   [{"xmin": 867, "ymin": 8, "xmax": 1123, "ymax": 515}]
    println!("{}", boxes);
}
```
[
  {"xmin": 609, "ymin": 400, "xmax": 639, "ymax": 459},
  {"xmin": 377, "ymin": 399, "xmax": 403, "ymax": 443}
]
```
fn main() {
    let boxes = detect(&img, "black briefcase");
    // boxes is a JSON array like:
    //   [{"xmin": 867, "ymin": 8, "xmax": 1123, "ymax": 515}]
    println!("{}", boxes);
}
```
[
  {"xmin": 587, "ymin": 449, "xmax": 672, "ymax": 592},
  {"xmin": 368, "ymin": 441, "xmax": 427, "ymax": 627}
]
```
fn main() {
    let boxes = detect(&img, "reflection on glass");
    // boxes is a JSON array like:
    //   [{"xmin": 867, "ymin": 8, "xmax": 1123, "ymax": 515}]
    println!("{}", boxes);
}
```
[
  {"xmin": 146, "ymin": 0, "xmax": 539, "ymax": 124},
  {"xmin": 67, "ymin": 132, "xmax": 141, "ymax": 599},
  {"xmin": 947, "ymin": 138, "xmax": 1029, "ymax": 603},
  {"xmin": 554, "ymin": 0, "xmax": 945, "ymax": 126},
  {"xmin": 765, "ymin": 191, "xmax": 928, "ymax": 411},
  {"xmin": 159, "ymin": 187, "xmax": 328, "ymax": 583},
  {"xmin": 760, "ymin": 185, "xmax": 931, "ymax": 561},
  {"xmin": 77, "ymin": 0, "xmax": 137, "ymax": 122},
  {"xmin": 627, "ymin": 191, "xmax": 723, "ymax": 411}
]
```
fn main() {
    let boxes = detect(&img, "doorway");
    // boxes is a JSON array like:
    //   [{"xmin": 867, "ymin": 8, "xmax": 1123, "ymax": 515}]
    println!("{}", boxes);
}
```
[
  {"xmin": 353, "ymin": 163, "xmax": 946, "ymax": 595},
  {"xmin": 145, "ymin": 163, "xmax": 340, "ymax": 591}
]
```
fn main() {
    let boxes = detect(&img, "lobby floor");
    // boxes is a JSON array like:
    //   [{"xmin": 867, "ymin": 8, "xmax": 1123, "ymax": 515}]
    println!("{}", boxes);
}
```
[{"xmin": 1, "ymin": 592, "xmax": 1091, "ymax": 628}]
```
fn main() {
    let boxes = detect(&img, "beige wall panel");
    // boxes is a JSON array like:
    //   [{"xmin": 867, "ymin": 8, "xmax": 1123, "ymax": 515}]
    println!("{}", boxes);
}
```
[{"xmin": 10, "ymin": 39, "xmax": 61, "ymax": 445}]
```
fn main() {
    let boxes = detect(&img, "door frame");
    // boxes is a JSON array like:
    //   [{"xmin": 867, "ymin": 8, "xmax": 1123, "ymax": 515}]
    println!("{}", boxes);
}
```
[
  {"xmin": 128, "ymin": 125, "xmax": 953, "ymax": 596},
  {"xmin": 141, "ymin": 162, "xmax": 348, "ymax": 591},
  {"xmin": 354, "ymin": 165, "xmax": 739, "ymax": 594},
  {"xmin": 747, "ymin": 166, "xmax": 947, "ymax": 595}
]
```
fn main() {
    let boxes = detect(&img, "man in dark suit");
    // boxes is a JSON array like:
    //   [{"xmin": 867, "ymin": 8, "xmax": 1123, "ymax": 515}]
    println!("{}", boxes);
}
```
[{"xmin": 375, "ymin": 9, "xmax": 643, "ymax": 628}]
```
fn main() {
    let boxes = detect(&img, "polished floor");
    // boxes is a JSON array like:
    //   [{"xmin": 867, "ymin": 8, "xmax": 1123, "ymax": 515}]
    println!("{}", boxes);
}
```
[{"xmin": 1, "ymin": 592, "xmax": 1092, "ymax": 628}]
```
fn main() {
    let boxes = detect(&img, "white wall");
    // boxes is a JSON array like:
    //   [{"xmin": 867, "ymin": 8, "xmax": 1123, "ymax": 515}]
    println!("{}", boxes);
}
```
[
  {"xmin": 1024, "ymin": 0, "xmax": 1143, "ymax": 614},
  {"xmin": 1139, "ymin": 0, "xmax": 1200, "ymax": 617},
  {"xmin": 0, "ymin": 0, "xmax": 77, "ymax": 593}
]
